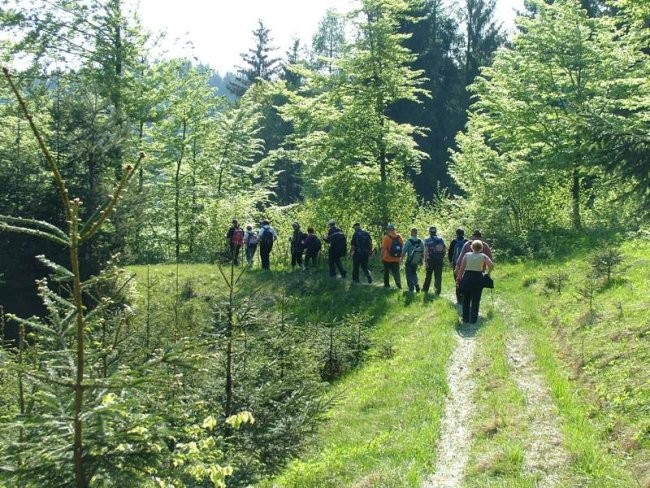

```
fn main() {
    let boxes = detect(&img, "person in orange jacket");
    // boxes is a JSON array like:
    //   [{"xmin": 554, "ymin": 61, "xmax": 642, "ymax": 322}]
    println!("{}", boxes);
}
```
[{"xmin": 381, "ymin": 224, "xmax": 403, "ymax": 289}]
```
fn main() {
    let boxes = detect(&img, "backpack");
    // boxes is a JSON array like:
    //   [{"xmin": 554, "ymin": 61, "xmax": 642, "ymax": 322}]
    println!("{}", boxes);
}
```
[
  {"xmin": 407, "ymin": 238, "xmax": 424, "ymax": 265},
  {"xmin": 305, "ymin": 235, "xmax": 322, "ymax": 254},
  {"xmin": 260, "ymin": 227, "xmax": 274, "ymax": 246},
  {"xmin": 355, "ymin": 231, "xmax": 372, "ymax": 254},
  {"xmin": 231, "ymin": 228, "xmax": 244, "ymax": 246},
  {"xmin": 247, "ymin": 231, "xmax": 259, "ymax": 245},
  {"xmin": 389, "ymin": 235, "xmax": 403, "ymax": 257},
  {"xmin": 425, "ymin": 236, "xmax": 445, "ymax": 262},
  {"xmin": 291, "ymin": 231, "xmax": 306, "ymax": 252},
  {"xmin": 452, "ymin": 238, "xmax": 467, "ymax": 266},
  {"xmin": 329, "ymin": 231, "xmax": 347, "ymax": 257}
]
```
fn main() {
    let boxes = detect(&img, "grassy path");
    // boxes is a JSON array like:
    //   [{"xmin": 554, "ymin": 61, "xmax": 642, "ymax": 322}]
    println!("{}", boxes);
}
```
[
  {"xmin": 504, "ymin": 332, "xmax": 569, "ymax": 485},
  {"xmin": 422, "ymin": 319, "xmax": 478, "ymax": 488}
]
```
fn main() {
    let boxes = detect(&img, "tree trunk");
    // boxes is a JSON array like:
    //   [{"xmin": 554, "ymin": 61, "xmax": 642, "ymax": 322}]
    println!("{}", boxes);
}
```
[
  {"xmin": 175, "ymin": 120, "xmax": 187, "ymax": 262},
  {"xmin": 571, "ymin": 166, "xmax": 582, "ymax": 230}
]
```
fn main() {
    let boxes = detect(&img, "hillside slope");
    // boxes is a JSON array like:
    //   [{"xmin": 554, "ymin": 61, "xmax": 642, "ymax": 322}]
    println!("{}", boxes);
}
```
[{"xmin": 264, "ymin": 238, "xmax": 649, "ymax": 487}]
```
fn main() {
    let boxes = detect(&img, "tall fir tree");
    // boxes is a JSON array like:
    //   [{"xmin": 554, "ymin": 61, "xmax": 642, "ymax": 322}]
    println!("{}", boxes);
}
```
[{"xmin": 228, "ymin": 20, "xmax": 281, "ymax": 97}]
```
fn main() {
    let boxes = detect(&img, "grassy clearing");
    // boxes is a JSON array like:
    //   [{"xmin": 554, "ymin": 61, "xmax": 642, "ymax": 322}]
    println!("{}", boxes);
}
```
[
  {"xmin": 127, "ymin": 238, "xmax": 648, "ymax": 487},
  {"xmin": 261, "ymin": 290, "xmax": 458, "ymax": 487}
]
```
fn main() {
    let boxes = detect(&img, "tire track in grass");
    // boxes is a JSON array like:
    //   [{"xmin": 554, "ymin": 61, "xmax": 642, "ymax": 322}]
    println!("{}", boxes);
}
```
[
  {"xmin": 505, "ymin": 332, "xmax": 570, "ymax": 486},
  {"xmin": 422, "ymin": 298, "xmax": 478, "ymax": 488}
]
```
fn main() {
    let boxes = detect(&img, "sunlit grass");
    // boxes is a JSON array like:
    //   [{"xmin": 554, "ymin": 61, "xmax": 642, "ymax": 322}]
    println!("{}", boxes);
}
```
[{"xmin": 262, "ymin": 291, "xmax": 458, "ymax": 487}]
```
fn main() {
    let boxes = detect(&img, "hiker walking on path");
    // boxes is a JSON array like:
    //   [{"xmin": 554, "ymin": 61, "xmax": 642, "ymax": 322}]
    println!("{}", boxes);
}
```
[
  {"xmin": 243, "ymin": 225, "xmax": 259, "ymax": 266},
  {"xmin": 455, "ymin": 229, "xmax": 493, "ymax": 269},
  {"xmin": 402, "ymin": 227, "xmax": 425, "ymax": 293},
  {"xmin": 381, "ymin": 224, "xmax": 403, "ymax": 289},
  {"xmin": 258, "ymin": 219, "xmax": 277, "ymax": 270},
  {"xmin": 226, "ymin": 219, "xmax": 244, "ymax": 265},
  {"xmin": 324, "ymin": 220, "xmax": 347, "ymax": 278},
  {"xmin": 289, "ymin": 222, "xmax": 307, "ymax": 271},
  {"xmin": 456, "ymin": 240, "xmax": 494, "ymax": 324},
  {"xmin": 303, "ymin": 227, "xmax": 322, "ymax": 269},
  {"xmin": 448, "ymin": 228, "xmax": 469, "ymax": 303},
  {"xmin": 350, "ymin": 222, "xmax": 373, "ymax": 284},
  {"xmin": 422, "ymin": 226, "xmax": 446, "ymax": 295}
]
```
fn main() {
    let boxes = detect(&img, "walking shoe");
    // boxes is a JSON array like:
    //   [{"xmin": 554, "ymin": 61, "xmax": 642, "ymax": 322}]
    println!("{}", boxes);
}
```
[{"xmin": 415, "ymin": 284, "xmax": 420, "ymax": 293}]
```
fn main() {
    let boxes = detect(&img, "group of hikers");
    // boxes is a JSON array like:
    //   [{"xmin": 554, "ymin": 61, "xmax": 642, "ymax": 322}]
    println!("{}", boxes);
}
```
[{"xmin": 226, "ymin": 219, "xmax": 495, "ymax": 324}]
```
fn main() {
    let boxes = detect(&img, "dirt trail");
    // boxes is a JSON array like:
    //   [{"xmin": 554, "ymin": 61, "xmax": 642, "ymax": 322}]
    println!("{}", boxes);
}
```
[
  {"xmin": 506, "ymin": 333, "xmax": 570, "ymax": 486},
  {"xmin": 422, "ymin": 316, "xmax": 478, "ymax": 488},
  {"xmin": 423, "ymin": 294, "xmax": 570, "ymax": 487}
]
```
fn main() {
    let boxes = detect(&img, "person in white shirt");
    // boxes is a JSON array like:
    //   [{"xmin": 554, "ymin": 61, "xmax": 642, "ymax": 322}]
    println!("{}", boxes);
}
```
[{"xmin": 456, "ymin": 240, "xmax": 494, "ymax": 324}]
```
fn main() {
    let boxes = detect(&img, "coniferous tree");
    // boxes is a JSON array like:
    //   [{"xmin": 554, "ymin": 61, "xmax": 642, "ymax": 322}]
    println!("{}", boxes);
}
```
[
  {"xmin": 461, "ymin": 0, "xmax": 505, "ymax": 85},
  {"xmin": 228, "ymin": 20, "xmax": 281, "ymax": 97},
  {"xmin": 392, "ymin": 0, "xmax": 464, "ymax": 198},
  {"xmin": 311, "ymin": 8, "xmax": 347, "ymax": 74}
]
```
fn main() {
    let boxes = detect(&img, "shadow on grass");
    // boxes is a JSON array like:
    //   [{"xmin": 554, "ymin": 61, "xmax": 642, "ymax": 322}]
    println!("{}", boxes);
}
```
[{"xmin": 246, "ymin": 268, "xmax": 395, "ymax": 330}]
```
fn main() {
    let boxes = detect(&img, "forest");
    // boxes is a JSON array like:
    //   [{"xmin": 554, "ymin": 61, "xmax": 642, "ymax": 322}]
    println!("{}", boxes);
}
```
[{"xmin": 0, "ymin": 0, "xmax": 648, "ymax": 486}]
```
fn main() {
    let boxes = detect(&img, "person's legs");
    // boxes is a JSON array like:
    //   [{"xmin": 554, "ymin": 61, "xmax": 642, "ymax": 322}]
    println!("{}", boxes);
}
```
[
  {"xmin": 361, "ymin": 253, "xmax": 372, "ymax": 283},
  {"xmin": 383, "ymin": 261, "xmax": 391, "ymax": 287},
  {"xmin": 422, "ymin": 266, "xmax": 433, "ymax": 292},
  {"xmin": 462, "ymin": 289, "xmax": 471, "ymax": 323},
  {"xmin": 352, "ymin": 254, "xmax": 361, "ymax": 282},
  {"xmin": 470, "ymin": 288, "xmax": 484, "ymax": 323},
  {"xmin": 335, "ymin": 257, "xmax": 346, "ymax": 277},
  {"xmin": 405, "ymin": 264, "xmax": 416, "ymax": 292},
  {"xmin": 230, "ymin": 243, "xmax": 236, "ymax": 263},
  {"xmin": 433, "ymin": 260, "xmax": 443, "ymax": 294},
  {"xmin": 249, "ymin": 244, "xmax": 257, "ymax": 266},
  {"xmin": 413, "ymin": 265, "xmax": 420, "ymax": 292},
  {"xmin": 390, "ymin": 262, "xmax": 401, "ymax": 289},
  {"xmin": 328, "ymin": 252, "xmax": 336, "ymax": 277},
  {"xmin": 260, "ymin": 244, "xmax": 271, "ymax": 270}
]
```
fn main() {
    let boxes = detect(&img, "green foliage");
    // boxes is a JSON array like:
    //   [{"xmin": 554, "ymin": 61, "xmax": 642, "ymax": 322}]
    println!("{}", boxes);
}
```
[
  {"xmin": 450, "ymin": 0, "xmax": 648, "ymax": 243},
  {"xmin": 264, "ymin": 287, "xmax": 458, "ymax": 487},
  {"xmin": 277, "ymin": 0, "xmax": 427, "ymax": 226},
  {"xmin": 492, "ymin": 234, "xmax": 649, "ymax": 485},
  {"xmin": 589, "ymin": 248, "xmax": 623, "ymax": 284}
]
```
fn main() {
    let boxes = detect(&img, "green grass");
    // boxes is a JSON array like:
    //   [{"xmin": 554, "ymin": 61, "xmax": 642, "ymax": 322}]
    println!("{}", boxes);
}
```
[
  {"xmin": 488, "ymin": 237, "xmax": 649, "ymax": 487},
  {"xmin": 260, "ymin": 290, "xmax": 458, "ymax": 487},
  {"xmin": 464, "ymin": 310, "xmax": 533, "ymax": 487},
  {"xmin": 127, "ymin": 239, "xmax": 649, "ymax": 487}
]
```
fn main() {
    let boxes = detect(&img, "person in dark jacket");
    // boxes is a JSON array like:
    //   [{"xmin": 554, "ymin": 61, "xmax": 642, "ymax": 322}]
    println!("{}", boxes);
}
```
[
  {"xmin": 422, "ymin": 226, "xmax": 446, "ymax": 295},
  {"xmin": 303, "ymin": 227, "xmax": 322, "ymax": 269},
  {"xmin": 226, "ymin": 219, "xmax": 244, "ymax": 265},
  {"xmin": 289, "ymin": 222, "xmax": 307, "ymax": 271},
  {"xmin": 350, "ymin": 223, "xmax": 372, "ymax": 284},
  {"xmin": 323, "ymin": 220, "xmax": 347, "ymax": 278},
  {"xmin": 258, "ymin": 220, "xmax": 277, "ymax": 270},
  {"xmin": 448, "ymin": 228, "xmax": 468, "ymax": 303}
]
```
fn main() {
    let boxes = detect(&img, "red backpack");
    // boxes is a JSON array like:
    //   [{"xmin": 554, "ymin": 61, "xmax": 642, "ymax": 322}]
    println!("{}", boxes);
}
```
[{"xmin": 231, "ymin": 228, "xmax": 244, "ymax": 246}]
